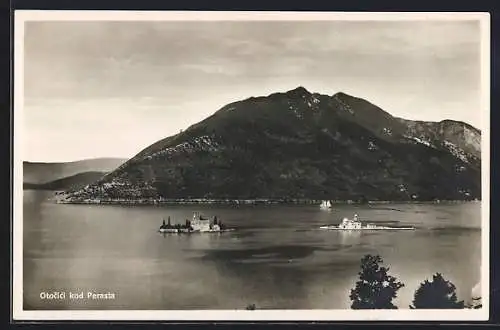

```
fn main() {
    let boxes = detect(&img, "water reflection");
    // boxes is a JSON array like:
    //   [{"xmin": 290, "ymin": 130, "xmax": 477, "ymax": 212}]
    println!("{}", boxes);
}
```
[
  {"xmin": 23, "ymin": 191, "xmax": 482, "ymax": 310},
  {"xmin": 338, "ymin": 230, "xmax": 362, "ymax": 247}
]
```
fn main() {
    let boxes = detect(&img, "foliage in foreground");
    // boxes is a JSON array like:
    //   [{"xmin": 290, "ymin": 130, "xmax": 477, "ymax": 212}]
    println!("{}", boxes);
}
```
[
  {"xmin": 410, "ymin": 273, "xmax": 465, "ymax": 309},
  {"xmin": 349, "ymin": 254, "xmax": 404, "ymax": 309},
  {"xmin": 349, "ymin": 254, "xmax": 469, "ymax": 310}
]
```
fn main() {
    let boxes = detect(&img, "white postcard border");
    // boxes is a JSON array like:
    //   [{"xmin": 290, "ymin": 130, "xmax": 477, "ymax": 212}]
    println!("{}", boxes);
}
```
[{"xmin": 12, "ymin": 10, "xmax": 491, "ymax": 321}]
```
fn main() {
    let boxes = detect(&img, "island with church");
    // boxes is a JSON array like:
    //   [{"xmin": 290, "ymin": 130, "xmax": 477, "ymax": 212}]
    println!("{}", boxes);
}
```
[{"xmin": 158, "ymin": 212, "xmax": 234, "ymax": 234}]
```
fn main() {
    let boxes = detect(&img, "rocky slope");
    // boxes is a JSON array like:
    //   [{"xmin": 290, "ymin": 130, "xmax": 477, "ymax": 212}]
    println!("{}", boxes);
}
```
[
  {"xmin": 64, "ymin": 87, "xmax": 481, "ymax": 202},
  {"xmin": 396, "ymin": 118, "xmax": 481, "ymax": 163}
]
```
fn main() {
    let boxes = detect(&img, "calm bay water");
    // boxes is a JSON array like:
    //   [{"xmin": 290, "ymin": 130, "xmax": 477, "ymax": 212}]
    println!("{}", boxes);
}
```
[{"xmin": 23, "ymin": 190, "xmax": 481, "ymax": 310}]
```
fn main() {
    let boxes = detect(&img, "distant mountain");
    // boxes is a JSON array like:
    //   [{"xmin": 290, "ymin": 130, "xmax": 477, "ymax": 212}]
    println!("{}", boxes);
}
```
[
  {"xmin": 23, "ymin": 158, "xmax": 126, "ymax": 185},
  {"xmin": 24, "ymin": 171, "xmax": 107, "ymax": 191},
  {"xmin": 64, "ymin": 87, "xmax": 481, "ymax": 202}
]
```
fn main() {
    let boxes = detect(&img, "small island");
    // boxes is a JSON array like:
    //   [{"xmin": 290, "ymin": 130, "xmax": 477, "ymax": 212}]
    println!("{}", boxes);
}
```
[{"xmin": 159, "ymin": 212, "xmax": 232, "ymax": 234}]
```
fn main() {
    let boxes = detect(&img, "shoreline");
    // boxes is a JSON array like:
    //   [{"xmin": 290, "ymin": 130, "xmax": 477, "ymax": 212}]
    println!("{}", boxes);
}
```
[{"xmin": 53, "ymin": 196, "xmax": 481, "ymax": 206}]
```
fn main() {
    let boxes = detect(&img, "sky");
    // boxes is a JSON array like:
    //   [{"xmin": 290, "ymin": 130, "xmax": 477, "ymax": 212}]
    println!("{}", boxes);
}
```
[{"xmin": 21, "ymin": 17, "xmax": 485, "ymax": 162}]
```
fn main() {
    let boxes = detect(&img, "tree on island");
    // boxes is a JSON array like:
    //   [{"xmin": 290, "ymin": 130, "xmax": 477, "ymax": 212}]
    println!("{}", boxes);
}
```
[
  {"xmin": 410, "ymin": 273, "xmax": 465, "ymax": 309},
  {"xmin": 349, "ymin": 254, "xmax": 404, "ymax": 309}
]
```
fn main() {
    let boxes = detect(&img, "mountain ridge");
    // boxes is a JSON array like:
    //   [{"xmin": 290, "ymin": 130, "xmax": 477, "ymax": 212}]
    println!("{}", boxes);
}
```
[
  {"xmin": 62, "ymin": 87, "xmax": 481, "ymax": 203},
  {"xmin": 23, "ymin": 157, "xmax": 127, "ymax": 184},
  {"xmin": 24, "ymin": 171, "xmax": 107, "ymax": 191}
]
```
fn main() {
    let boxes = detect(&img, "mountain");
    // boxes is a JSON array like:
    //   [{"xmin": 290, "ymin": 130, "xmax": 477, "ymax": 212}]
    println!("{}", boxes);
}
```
[
  {"xmin": 23, "ymin": 158, "xmax": 127, "ymax": 185},
  {"xmin": 24, "ymin": 171, "xmax": 107, "ymax": 191},
  {"xmin": 64, "ymin": 87, "xmax": 481, "ymax": 202},
  {"xmin": 396, "ymin": 118, "xmax": 481, "ymax": 161}
]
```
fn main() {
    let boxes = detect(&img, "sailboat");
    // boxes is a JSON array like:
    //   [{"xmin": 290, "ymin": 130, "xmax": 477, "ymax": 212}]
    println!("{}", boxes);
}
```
[{"xmin": 320, "ymin": 200, "xmax": 332, "ymax": 210}]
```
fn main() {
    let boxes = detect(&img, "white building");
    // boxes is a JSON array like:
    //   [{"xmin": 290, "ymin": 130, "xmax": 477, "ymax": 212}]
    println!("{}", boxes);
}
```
[
  {"xmin": 191, "ymin": 212, "xmax": 220, "ymax": 232},
  {"xmin": 338, "ymin": 214, "xmax": 362, "ymax": 229}
]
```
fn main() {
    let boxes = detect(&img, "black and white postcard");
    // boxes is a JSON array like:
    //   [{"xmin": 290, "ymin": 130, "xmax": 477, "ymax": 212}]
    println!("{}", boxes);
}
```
[{"xmin": 13, "ymin": 11, "xmax": 490, "ymax": 321}]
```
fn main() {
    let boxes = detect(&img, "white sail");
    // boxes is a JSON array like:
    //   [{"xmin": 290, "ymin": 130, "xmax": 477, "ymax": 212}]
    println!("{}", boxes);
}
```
[{"xmin": 320, "ymin": 200, "xmax": 331, "ymax": 209}]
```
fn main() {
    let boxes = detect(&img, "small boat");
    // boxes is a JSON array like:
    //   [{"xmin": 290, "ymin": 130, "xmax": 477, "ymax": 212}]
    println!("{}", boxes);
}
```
[
  {"xmin": 320, "ymin": 200, "xmax": 332, "ymax": 210},
  {"xmin": 320, "ymin": 214, "xmax": 416, "ymax": 231}
]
